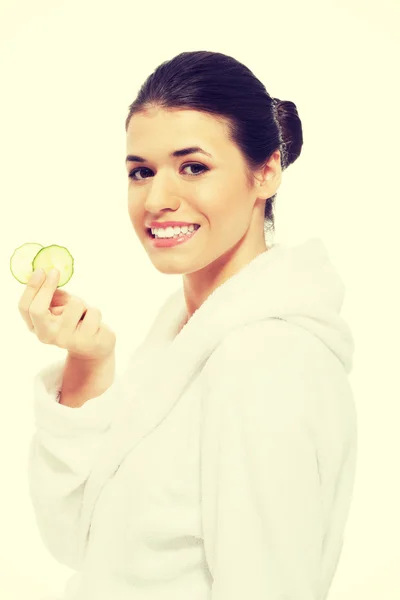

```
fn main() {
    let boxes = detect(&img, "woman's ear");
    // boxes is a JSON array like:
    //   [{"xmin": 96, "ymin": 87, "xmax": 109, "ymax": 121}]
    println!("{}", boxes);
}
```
[{"xmin": 255, "ymin": 150, "xmax": 282, "ymax": 199}]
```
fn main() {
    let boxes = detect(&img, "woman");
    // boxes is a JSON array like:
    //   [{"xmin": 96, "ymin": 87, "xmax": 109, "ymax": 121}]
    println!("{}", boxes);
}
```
[{"xmin": 24, "ymin": 50, "xmax": 357, "ymax": 600}]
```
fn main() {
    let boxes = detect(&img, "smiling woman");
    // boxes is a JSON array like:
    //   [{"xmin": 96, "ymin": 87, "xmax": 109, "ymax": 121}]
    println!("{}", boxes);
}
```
[
  {"xmin": 28, "ymin": 49, "xmax": 356, "ymax": 600},
  {"xmin": 123, "ymin": 50, "xmax": 303, "ymax": 300}
]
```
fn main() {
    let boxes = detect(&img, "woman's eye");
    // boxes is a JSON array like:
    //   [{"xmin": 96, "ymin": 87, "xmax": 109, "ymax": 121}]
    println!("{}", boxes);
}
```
[
  {"xmin": 129, "ymin": 167, "xmax": 152, "ymax": 181},
  {"xmin": 128, "ymin": 163, "xmax": 208, "ymax": 181}
]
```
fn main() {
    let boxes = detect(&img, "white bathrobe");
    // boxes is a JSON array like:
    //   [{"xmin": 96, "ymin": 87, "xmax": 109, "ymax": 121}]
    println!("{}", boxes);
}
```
[{"xmin": 28, "ymin": 237, "xmax": 357, "ymax": 600}]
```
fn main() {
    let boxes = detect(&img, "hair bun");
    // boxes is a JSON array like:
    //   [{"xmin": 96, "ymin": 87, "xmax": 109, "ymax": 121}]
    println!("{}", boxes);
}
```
[{"xmin": 271, "ymin": 97, "xmax": 303, "ymax": 169}]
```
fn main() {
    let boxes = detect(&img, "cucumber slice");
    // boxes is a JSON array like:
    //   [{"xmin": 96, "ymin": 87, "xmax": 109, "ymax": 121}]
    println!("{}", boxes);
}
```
[
  {"xmin": 10, "ymin": 242, "xmax": 74, "ymax": 287},
  {"xmin": 32, "ymin": 245, "xmax": 74, "ymax": 287},
  {"xmin": 10, "ymin": 242, "xmax": 44, "ymax": 284}
]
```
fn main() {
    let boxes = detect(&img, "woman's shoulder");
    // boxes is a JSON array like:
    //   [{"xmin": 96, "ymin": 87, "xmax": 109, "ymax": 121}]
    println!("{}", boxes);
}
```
[
  {"xmin": 204, "ymin": 317, "xmax": 332, "ymax": 375},
  {"xmin": 200, "ymin": 317, "xmax": 356, "ymax": 446},
  {"xmin": 200, "ymin": 317, "xmax": 353, "ymax": 412}
]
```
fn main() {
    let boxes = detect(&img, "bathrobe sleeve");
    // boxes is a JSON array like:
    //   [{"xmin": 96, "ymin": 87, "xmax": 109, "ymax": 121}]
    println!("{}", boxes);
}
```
[
  {"xmin": 28, "ymin": 358, "xmax": 121, "ymax": 569},
  {"xmin": 200, "ymin": 320, "xmax": 324, "ymax": 600}
]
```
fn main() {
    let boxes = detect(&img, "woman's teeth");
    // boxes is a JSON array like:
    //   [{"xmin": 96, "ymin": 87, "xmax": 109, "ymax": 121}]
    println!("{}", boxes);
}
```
[{"xmin": 151, "ymin": 224, "xmax": 200, "ymax": 239}]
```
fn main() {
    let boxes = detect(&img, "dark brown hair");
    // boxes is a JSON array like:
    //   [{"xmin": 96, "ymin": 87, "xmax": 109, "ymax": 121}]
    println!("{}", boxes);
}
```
[{"xmin": 125, "ymin": 50, "xmax": 303, "ymax": 234}]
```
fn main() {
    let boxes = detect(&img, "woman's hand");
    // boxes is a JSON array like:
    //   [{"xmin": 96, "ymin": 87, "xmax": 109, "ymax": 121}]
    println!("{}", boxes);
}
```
[{"xmin": 18, "ymin": 268, "xmax": 116, "ymax": 361}]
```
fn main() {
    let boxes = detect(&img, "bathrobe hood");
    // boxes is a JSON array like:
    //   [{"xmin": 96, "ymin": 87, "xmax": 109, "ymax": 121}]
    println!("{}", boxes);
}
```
[{"xmin": 77, "ymin": 236, "xmax": 354, "ymax": 561}]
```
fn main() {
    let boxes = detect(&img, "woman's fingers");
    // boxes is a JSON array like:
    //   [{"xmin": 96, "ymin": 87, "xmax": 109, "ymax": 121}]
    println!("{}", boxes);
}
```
[
  {"xmin": 17, "ymin": 267, "xmax": 115, "ymax": 361},
  {"xmin": 18, "ymin": 269, "xmax": 47, "ymax": 331},
  {"xmin": 50, "ymin": 297, "xmax": 87, "ymax": 348}
]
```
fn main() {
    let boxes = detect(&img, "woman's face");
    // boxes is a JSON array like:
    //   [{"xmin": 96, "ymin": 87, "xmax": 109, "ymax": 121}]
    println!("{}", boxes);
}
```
[{"xmin": 126, "ymin": 107, "xmax": 281, "ymax": 284}]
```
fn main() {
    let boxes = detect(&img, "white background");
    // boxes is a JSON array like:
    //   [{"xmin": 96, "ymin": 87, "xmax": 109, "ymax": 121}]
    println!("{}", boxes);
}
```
[{"xmin": 0, "ymin": 0, "xmax": 399, "ymax": 598}]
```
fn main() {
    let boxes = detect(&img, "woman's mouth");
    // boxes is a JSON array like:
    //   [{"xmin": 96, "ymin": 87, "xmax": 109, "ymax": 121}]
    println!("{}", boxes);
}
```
[{"xmin": 147, "ymin": 225, "xmax": 201, "ymax": 249}]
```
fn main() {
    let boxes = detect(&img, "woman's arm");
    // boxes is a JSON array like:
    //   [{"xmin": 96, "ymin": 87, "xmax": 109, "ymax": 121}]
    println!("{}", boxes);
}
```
[
  {"xmin": 28, "ymin": 357, "xmax": 120, "ymax": 570},
  {"xmin": 200, "ymin": 319, "xmax": 356, "ymax": 599}
]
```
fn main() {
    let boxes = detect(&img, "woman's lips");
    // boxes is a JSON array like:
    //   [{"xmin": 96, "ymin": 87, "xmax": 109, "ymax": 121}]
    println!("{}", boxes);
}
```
[{"xmin": 147, "ymin": 226, "xmax": 201, "ymax": 248}]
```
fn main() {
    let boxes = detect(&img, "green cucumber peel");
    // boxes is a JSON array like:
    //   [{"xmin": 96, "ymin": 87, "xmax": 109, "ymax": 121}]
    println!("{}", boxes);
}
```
[{"xmin": 10, "ymin": 243, "xmax": 74, "ymax": 287}]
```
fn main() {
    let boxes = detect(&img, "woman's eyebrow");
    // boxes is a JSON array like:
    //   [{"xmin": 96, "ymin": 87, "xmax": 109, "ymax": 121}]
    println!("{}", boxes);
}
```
[{"xmin": 125, "ymin": 146, "xmax": 213, "ymax": 163}]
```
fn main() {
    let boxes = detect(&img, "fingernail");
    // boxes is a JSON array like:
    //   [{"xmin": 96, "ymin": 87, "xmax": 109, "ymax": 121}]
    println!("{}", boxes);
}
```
[
  {"xmin": 48, "ymin": 268, "xmax": 59, "ymax": 280},
  {"xmin": 30, "ymin": 269, "xmax": 44, "ymax": 283}
]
